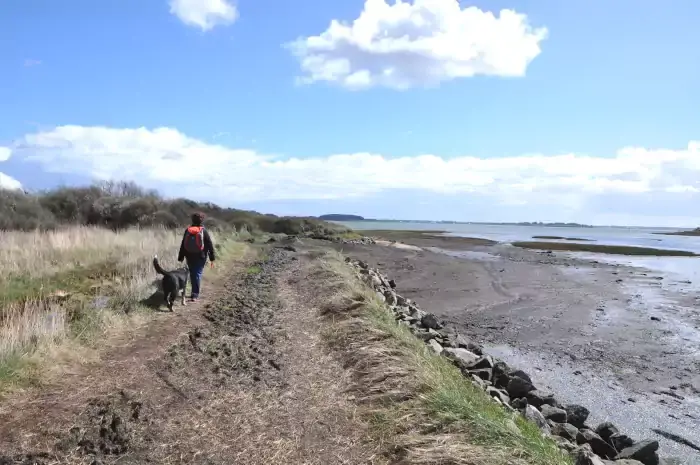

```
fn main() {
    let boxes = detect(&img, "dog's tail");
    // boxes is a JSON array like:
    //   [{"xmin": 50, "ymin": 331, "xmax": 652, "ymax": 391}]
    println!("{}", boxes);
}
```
[{"xmin": 153, "ymin": 255, "xmax": 168, "ymax": 275}]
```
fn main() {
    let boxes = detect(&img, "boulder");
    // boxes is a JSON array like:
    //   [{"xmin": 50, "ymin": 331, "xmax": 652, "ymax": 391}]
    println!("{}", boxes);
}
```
[
  {"xmin": 471, "ymin": 375, "xmax": 487, "ymax": 390},
  {"xmin": 554, "ymin": 436, "xmax": 578, "ymax": 453},
  {"xmin": 509, "ymin": 369, "xmax": 533, "ymax": 383},
  {"xmin": 610, "ymin": 433, "xmax": 635, "ymax": 452},
  {"xmin": 594, "ymin": 422, "xmax": 619, "ymax": 443},
  {"xmin": 541, "ymin": 404, "xmax": 568, "ymax": 423},
  {"xmin": 442, "ymin": 348, "xmax": 480, "ymax": 369},
  {"xmin": 577, "ymin": 429, "xmax": 617, "ymax": 459},
  {"xmin": 421, "ymin": 313, "xmax": 442, "ymax": 330},
  {"xmin": 615, "ymin": 440, "xmax": 660, "ymax": 465},
  {"xmin": 467, "ymin": 355, "xmax": 494, "ymax": 370},
  {"xmin": 564, "ymin": 404, "xmax": 590, "ymax": 428},
  {"xmin": 469, "ymin": 368, "xmax": 493, "ymax": 382},
  {"xmin": 511, "ymin": 398, "xmax": 528, "ymax": 410},
  {"xmin": 455, "ymin": 335, "xmax": 484, "ymax": 355},
  {"xmin": 551, "ymin": 423, "xmax": 579, "ymax": 442},
  {"xmin": 486, "ymin": 386, "xmax": 511, "ymax": 406},
  {"xmin": 388, "ymin": 279, "xmax": 397, "ymax": 288},
  {"xmin": 492, "ymin": 360, "xmax": 511, "ymax": 388},
  {"xmin": 574, "ymin": 444, "xmax": 606, "ymax": 465},
  {"xmin": 603, "ymin": 461, "xmax": 644, "ymax": 465},
  {"xmin": 428, "ymin": 339, "xmax": 443, "ymax": 355},
  {"xmin": 506, "ymin": 376, "xmax": 536, "ymax": 398},
  {"xmin": 383, "ymin": 290, "xmax": 398, "ymax": 306},
  {"xmin": 524, "ymin": 405, "xmax": 550, "ymax": 435},
  {"xmin": 526, "ymin": 390, "xmax": 560, "ymax": 408}
]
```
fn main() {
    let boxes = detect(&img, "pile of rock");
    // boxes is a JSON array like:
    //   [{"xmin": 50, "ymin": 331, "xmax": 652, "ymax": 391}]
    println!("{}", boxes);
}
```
[
  {"xmin": 308, "ymin": 233, "xmax": 376, "ymax": 245},
  {"xmin": 346, "ymin": 257, "xmax": 664, "ymax": 465}
]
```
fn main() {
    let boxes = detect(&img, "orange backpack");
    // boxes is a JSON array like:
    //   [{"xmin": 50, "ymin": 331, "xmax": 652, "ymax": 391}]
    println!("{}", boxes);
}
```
[{"xmin": 183, "ymin": 226, "xmax": 205, "ymax": 254}]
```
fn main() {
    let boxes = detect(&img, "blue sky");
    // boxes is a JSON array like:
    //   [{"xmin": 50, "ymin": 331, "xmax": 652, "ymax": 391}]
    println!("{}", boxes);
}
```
[{"xmin": 1, "ymin": 0, "xmax": 699, "ymax": 226}]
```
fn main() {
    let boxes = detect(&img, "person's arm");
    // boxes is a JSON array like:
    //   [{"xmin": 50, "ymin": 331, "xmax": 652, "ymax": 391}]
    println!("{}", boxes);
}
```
[
  {"xmin": 204, "ymin": 229, "xmax": 215, "ymax": 262},
  {"xmin": 177, "ymin": 231, "xmax": 187, "ymax": 262}
]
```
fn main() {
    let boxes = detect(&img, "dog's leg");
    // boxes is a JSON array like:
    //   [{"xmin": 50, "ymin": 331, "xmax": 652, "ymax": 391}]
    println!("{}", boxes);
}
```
[{"xmin": 181, "ymin": 288, "xmax": 187, "ymax": 306}]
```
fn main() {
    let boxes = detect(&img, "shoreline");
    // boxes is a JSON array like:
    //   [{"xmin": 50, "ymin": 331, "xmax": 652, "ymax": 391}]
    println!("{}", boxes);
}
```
[{"xmin": 332, "ymin": 232, "xmax": 700, "ymax": 463}]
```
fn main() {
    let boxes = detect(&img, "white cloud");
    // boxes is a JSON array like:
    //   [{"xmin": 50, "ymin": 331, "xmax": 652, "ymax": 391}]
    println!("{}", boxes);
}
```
[
  {"xmin": 0, "ymin": 172, "xmax": 22, "ymax": 191},
  {"xmin": 287, "ymin": 0, "xmax": 547, "ymax": 89},
  {"xmin": 8, "ymin": 125, "xmax": 700, "ymax": 224},
  {"xmin": 23, "ymin": 59, "xmax": 42, "ymax": 67},
  {"xmin": 0, "ymin": 147, "xmax": 11, "ymax": 162},
  {"xmin": 169, "ymin": 0, "xmax": 238, "ymax": 31}
]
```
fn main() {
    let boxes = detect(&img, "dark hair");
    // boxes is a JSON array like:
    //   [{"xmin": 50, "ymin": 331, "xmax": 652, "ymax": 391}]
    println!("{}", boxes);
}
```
[{"xmin": 191, "ymin": 212, "xmax": 205, "ymax": 226}]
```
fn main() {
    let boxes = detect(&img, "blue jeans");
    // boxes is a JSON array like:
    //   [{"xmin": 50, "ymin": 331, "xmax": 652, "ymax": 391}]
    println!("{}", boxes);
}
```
[{"xmin": 186, "ymin": 256, "xmax": 206, "ymax": 298}]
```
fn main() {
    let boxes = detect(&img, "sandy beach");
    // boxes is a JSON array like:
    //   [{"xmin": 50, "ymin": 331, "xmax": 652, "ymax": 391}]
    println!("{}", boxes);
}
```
[{"xmin": 332, "ymin": 231, "xmax": 700, "ymax": 464}]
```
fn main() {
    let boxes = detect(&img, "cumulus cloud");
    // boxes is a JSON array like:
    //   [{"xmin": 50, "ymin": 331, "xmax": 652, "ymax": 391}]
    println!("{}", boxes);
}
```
[
  {"xmin": 169, "ymin": 0, "xmax": 238, "ymax": 31},
  {"xmin": 0, "ymin": 147, "xmax": 11, "ymax": 162},
  {"xmin": 287, "ymin": 0, "xmax": 547, "ymax": 89},
  {"xmin": 7, "ymin": 126, "xmax": 700, "ymax": 222}
]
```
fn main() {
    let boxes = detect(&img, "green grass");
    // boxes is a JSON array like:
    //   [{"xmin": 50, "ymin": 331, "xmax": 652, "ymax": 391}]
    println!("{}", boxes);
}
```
[
  {"xmin": 317, "ymin": 251, "xmax": 570, "ymax": 465},
  {"xmin": 363, "ymin": 229, "xmax": 498, "ymax": 246},
  {"xmin": 532, "ymin": 235, "xmax": 593, "ymax": 241},
  {"xmin": 512, "ymin": 241, "xmax": 698, "ymax": 256},
  {"xmin": 364, "ymin": 301, "xmax": 570, "ymax": 464},
  {"xmin": 246, "ymin": 265, "xmax": 262, "ymax": 275}
]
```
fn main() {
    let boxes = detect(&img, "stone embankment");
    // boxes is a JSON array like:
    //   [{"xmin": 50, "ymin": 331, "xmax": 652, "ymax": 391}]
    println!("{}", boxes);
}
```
[{"xmin": 346, "ymin": 257, "xmax": 665, "ymax": 465}]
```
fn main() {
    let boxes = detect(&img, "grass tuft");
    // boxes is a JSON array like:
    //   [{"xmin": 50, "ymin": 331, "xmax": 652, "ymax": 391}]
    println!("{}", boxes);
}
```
[{"xmin": 312, "ymin": 251, "xmax": 570, "ymax": 465}]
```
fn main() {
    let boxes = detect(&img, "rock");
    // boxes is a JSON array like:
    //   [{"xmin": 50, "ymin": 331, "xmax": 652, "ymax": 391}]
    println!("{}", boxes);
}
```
[
  {"xmin": 595, "ymin": 422, "xmax": 619, "ymax": 443},
  {"xmin": 469, "ymin": 368, "xmax": 493, "ymax": 382},
  {"xmin": 565, "ymin": 404, "xmax": 590, "ymax": 428},
  {"xmin": 466, "ymin": 354, "xmax": 493, "ymax": 370},
  {"xmin": 415, "ymin": 330, "xmax": 437, "ymax": 342},
  {"xmin": 574, "ymin": 444, "xmax": 606, "ymax": 465},
  {"xmin": 443, "ymin": 348, "xmax": 480, "ymax": 369},
  {"xmin": 357, "ymin": 260, "xmax": 368, "ymax": 269},
  {"xmin": 509, "ymin": 369, "xmax": 533, "ymax": 383},
  {"xmin": 552, "ymin": 423, "xmax": 579, "ymax": 442},
  {"xmin": 383, "ymin": 290, "xmax": 397, "ymax": 306},
  {"xmin": 526, "ymin": 390, "xmax": 560, "ymax": 408},
  {"xmin": 541, "ymin": 404, "xmax": 568, "ymax": 423},
  {"xmin": 524, "ymin": 405, "xmax": 551, "ymax": 434},
  {"xmin": 554, "ymin": 436, "xmax": 578, "ymax": 453},
  {"xmin": 650, "ymin": 316, "xmax": 661, "ymax": 322},
  {"xmin": 471, "ymin": 375, "xmax": 487, "ymax": 390},
  {"xmin": 388, "ymin": 279, "xmax": 396, "ymax": 289},
  {"xmin": 428, "ymin": 339, "xmax": 443, "ymax": 355},
  {"xmin": 616, "ymin": 440, "xmax": 660, "ymax": 465},
  {"xmin": 603, "ymin": 461, "xmax": 644, "ymax": 465},
  {"xmin": 492, "ymin": 360, "xmax": 511, "ymax": 388},
  {"xmin": 454, "ymin": 335, "xmax": 484, "ymax": 355},
  {"xmin": 486, "ymin": 387, "xmax": 511, "ymax": 405},
  {"xmin": 421, "ymin": 313, "xmax": 442, "ymax": 330},
  {"xmin": 577, "ymin": 429, "xmax": 617, "ymax": 459},
  {"xmin": 511, "ymin": 398, "xmax": 528, "ymax": 410},
  {"xmin": 609, "ymin": 433, "xmax": 635, "ymax": 452},
  {"xmin": 506, "ymin": 375, "xmax": 536, "ymax": 398}
]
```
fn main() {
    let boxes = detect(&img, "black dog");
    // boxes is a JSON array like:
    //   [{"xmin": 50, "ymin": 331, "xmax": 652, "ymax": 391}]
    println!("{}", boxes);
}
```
[{"xmin": 153, "ymin": 255, "xmax": 189, "ymax": 312}]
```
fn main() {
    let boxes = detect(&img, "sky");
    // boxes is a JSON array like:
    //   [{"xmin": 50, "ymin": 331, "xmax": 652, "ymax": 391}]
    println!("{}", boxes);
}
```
[{"xmin": 1, "ymin": 0, "xmax": 699, "ymax": 227}]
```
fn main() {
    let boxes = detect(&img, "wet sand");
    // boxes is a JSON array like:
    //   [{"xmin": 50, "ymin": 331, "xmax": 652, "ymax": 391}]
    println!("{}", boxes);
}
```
[{"xmin": 331, "ymin": 232, "xmax": 700, "ymax": 463}]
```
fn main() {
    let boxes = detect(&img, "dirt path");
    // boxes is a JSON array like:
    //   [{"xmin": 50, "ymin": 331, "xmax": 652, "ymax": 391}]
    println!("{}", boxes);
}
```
[{"xmin": 0, "ymin": 246, "xmax": 374, "ymax": 465}]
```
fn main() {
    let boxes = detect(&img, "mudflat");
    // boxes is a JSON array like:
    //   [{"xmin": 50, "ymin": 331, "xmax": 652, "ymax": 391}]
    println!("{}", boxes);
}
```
[{"xmin": 332, "ymin": 231, "xmax": 700, "ymax": 463}]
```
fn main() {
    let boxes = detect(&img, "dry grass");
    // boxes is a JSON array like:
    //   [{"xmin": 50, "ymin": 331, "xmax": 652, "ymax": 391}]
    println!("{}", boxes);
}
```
[
  {"xmin": 311, "ymin": 250, "xmax": 572, "ymax": 465},
  {"xmin": 0, "ymin": 225, "xmax": 244, "ymax": 390}
]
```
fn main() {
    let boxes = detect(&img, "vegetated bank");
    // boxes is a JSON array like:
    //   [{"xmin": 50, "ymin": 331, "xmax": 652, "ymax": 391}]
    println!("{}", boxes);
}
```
[
  {"xmin": 512, "ymin": 241, "xmax": 698, "ymax": 256},
  {"xmin": 532, "ymin": 235, "xmax": 594, "ymax": 242},
  {"xmin": 654, "ymin": 228, "xmax": 700, "ymax": 236},
  {"xmin": 0, "ymin": 181, "xmax": 351, "ymax": 391}
]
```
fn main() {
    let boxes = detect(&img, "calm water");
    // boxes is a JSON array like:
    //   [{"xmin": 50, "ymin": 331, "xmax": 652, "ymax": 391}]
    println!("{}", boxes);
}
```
[{"xmin": 339, "ymin": 221, "xmax": 700, "ymax": 282}]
